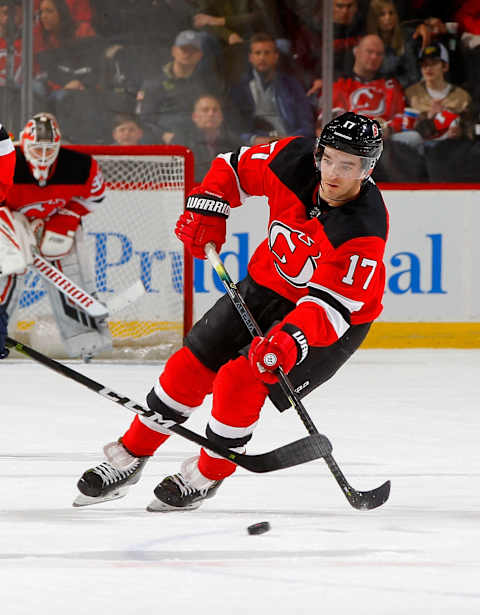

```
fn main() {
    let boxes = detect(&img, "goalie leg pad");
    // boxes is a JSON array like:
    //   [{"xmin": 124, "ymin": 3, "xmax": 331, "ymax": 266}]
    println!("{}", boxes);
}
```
[{"xmin": 45, "ymin": 228, "xmax": 112, "ymax": 360}]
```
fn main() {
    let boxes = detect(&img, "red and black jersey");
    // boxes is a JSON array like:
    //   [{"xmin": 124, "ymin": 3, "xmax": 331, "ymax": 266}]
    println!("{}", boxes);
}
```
[
  {"xmin": 0, "ymin": 124, "xmax": 15, "ymax": 202},
  {"xmin": 330, "ymin": 74, "xmax": 405, "ymax": 122},
  {"xmin": 195, "ymin": 137, "xmax": 389, "ymax": 348},
  {"xmin": 5, "ymin": 146, "xmax": 105, "ymax": 220}
]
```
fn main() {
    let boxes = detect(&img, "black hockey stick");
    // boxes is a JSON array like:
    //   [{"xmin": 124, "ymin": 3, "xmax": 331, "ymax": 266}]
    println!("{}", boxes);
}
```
[
  {"xmin": 205, "ymin": 243, "xmax": 390, "ymax": 510},
  {"xmin": 5, "ymin": 336, "xmax": 332, "ymax": 473}
]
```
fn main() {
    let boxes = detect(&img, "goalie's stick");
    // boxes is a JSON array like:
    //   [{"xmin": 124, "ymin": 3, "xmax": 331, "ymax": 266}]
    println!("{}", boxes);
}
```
[
  {"xmin": 31, "ymin": 254, "xmax": 145, "ymax": 318},
  {"xmin": 5, "ymin": 336, "xmax": 333, "ymax": 473},
  {"xmin": 205, "ymin": 243, "xmax": 391, "ymax": 510}
]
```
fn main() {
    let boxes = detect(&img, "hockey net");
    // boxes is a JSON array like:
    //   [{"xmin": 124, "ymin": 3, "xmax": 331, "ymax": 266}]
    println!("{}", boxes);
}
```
[{"xmin": 9, "ymin": 145, "xmax": 194, "ymax": 361}]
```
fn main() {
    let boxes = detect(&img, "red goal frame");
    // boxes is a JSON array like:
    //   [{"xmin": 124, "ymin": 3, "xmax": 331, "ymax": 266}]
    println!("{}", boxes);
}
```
[{"xmin": 67, "ymin": 144, "xmax": 195, "ymax": 336}]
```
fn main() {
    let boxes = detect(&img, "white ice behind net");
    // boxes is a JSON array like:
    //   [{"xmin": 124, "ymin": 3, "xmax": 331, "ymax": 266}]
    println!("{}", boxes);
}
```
[{"xmin": 10, "ymin": 153, "xmax": 186, "ymax": 361}]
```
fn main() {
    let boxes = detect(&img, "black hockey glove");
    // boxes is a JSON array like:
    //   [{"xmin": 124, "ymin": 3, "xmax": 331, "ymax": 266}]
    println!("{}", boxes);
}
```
[{"xmin": 0, "ymin": 304, "xmax": 9, "ymax": 359}]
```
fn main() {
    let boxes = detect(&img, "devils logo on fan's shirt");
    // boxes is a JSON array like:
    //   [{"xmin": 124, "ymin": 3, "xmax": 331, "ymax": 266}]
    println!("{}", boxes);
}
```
[
  {"xmin": 192, "ymin": 137, "xmax": 389, "ymax": 348},
  {"xmin": 331, "ymin": 75, "xmax": 405, "ymax": 121}
]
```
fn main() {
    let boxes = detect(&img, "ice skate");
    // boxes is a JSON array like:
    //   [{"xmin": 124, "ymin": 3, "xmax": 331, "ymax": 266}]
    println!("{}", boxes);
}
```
[
  {"xmin": 147, "ymin": 455, "xmax": 223, "ymax": 512},
  {"xmin": 73, "ymin": 441, "xmax": 148, "ymax": 507}
]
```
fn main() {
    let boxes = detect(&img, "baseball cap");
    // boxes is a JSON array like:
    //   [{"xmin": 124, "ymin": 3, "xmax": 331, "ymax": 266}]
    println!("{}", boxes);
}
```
[
  {"xmin": 419, "ymin": 42, "xmax": 449, "ymax": 64},
  {"xmin": 174, "ymin": 30, "xmax": 203, "ymax": 50}
]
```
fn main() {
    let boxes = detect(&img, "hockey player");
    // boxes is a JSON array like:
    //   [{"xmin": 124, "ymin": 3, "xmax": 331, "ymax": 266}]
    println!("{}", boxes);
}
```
[
  {"xmin": 0, "ymin": 112, "xmax": 110, "ymax": 360},
  {"xmin": 0, "ymin": 123, "xmax": 16, "ymax": 359},
  {"xmin": 74, "ymin": 111, "xmax": 388, "ymax": 510}
]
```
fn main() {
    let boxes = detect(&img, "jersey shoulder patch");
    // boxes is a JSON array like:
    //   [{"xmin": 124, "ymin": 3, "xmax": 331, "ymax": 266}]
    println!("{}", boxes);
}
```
[
  {"xmin": 268, "ymin": 137, "xmax": 318, "ymax": 209},
  {"xmin": 319, "ymin": 182, "xmax": 388, "ymax": 248}
]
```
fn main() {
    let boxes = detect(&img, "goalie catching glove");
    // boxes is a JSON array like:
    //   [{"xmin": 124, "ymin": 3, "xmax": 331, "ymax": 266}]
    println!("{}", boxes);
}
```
[
  {"xmin": 248, "ymin": 324, "xmax": 309, "ymax": 384},
  {"xmin": 175, "ymin": 191, "xmax": 229, "ymax": 259},
  {"xmin": 39, "ymin": 208, "xmax": 82, "ymax": 258}
]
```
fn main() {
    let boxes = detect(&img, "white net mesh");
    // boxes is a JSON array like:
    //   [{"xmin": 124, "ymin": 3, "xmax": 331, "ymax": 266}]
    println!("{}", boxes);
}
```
[{"xmin": 10, "ymin": 148, "xmax": 191, "ymax": 361}]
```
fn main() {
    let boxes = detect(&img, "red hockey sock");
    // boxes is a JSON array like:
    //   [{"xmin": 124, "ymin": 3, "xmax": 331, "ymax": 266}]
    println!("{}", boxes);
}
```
[
  {"xmin": 211, "ymin": 356, "xmax": 268, "ymax": 428},
  {"xmin": 159, "ymin": 346, "xmax": 216, "ymax": 406},
  {"xmin": 121, "ymin": 347, "xmax": 216, "ymax": 457},
  {"xmin": 197, "ymin": 447, "xmax": 237, "ymax": 480},
  {"xmin": 198, "ymin": 357, "xmax": 269, "ymax": 481},
  {"xmin": 121, "ymin": 415, "xmax": 169, "ymax": 457}
]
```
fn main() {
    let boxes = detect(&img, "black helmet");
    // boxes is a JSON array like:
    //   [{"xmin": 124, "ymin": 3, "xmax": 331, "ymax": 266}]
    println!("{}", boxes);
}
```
[{"xmin": 315, "ymin": 112, "xmax": 383, "ymax": 173}]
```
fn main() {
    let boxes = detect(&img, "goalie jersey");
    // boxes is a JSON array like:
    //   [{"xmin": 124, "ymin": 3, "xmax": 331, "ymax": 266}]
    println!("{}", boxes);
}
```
[
  {"xmin": 5, "ymin": 146, "xmax": 105, "ymax": 220},
  {"xmin": 196, "ymin": 136, "xmax": 389, "ymax": 348}
]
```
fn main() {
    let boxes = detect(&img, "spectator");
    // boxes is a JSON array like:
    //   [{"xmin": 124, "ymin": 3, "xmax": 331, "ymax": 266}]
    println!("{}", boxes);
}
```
[
  {"xmin": 366, "ymin": 0, "xmax": 419, "ymax": 87},
  {"xmin": 0, "ymin": 1, "xmax": 22, "ymax": 87},
  {"xmin": 172, "ymin": 94, "xmax": 240, "ymax": 183},
  {"xmin": 395, "ymin": 1, "xmax": 458, "ymax": 24},
  {"xmin": 33, "ymin": 0, "xmax": 106, "ymax": 143},
  {"xmin": 34, "ymin": 0, "xmax": 95, "ymax": 55},
  {"xmin": 136, "ymin": 30, "xmax": 223, "ymax": 145},
  {"xmin": 111, "ymin": 113, "xmax": 149, "ymax": 146},
  {"xmin": 34, "ymin": 0, "xmax": 93, "ymax": 25},
  {"xmin": 229, "ymin": 32, "xmax": 315, "ymax": 145},
  {"xmin": 192, "ymin": 0, "xmax": 287, "ymax": 82},
  {"xmin": 456, "ymin": 0, "xmax": 480, "ymax": 41},
  {"xmin": 324, "ymin": 34, "xmax": 406, "ymax": 136},
  {"xmin": 455, "ymin": 1, "xmax": 480, "ymax": 107},
  {"xmin": 291, "ymin": 0, "xmax": 366, "ymax": 95},
  {"xmin": 0, "ymin": 0, "xmax": 22, "ymax": 133},
  {"xmin": 420, "ymin": 16, "xmax": 464, "ymax": 84},
  {"xmin": 396, "ymin": 42, "xmax": 472, "ymax": 151},
  {"xmin": 90, "ymin": 0, "xmax": 196, "ymax": 80}
]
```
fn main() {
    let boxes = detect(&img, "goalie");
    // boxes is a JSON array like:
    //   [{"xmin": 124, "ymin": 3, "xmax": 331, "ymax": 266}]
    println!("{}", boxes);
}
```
[{"xmin": 0, "ymin": 112, "xmax": 111, "ymax": 361}]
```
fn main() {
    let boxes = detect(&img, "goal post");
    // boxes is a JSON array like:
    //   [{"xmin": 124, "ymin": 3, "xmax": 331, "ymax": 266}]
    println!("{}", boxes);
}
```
[{"xmin": 10, "ymin": 144, "xmax": 195, "ymax": 361}]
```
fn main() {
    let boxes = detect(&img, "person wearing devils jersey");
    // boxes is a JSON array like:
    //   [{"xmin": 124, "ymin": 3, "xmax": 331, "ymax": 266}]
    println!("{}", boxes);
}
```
[
  {"xmin": 325, "ymin": 34, "xmax": 406, "ymax": 136},
  {"xmin": 0, "ymin": 123, "xmax": 16, "ymax": 359},
  {"xmin": 74, "ymin": 111, "xmax": 388, "ymax": 511},
  {"xmin": 0, "ymin": 112, "xmax": 109, "ymax": 360}
]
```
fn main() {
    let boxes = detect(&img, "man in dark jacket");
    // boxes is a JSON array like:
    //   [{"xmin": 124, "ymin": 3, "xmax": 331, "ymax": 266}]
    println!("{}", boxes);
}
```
[
  {"xmin": 173, "ymin": 94, "xmax": 240, "ymax": 183},
  {"xmin": 229, "ymin": 32, "xmax": 315, "ymax": 145}
]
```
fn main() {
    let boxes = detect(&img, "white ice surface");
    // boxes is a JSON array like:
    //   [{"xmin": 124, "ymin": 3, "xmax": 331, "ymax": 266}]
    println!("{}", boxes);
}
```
[{"xmin": 1, "ymin": 349, "xmax": 479, "ymax": 615}]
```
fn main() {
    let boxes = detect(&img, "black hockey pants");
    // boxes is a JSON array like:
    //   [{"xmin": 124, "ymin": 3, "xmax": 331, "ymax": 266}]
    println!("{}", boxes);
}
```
[{"xmin": 185, "ymin": 274, "xmax": 371, "ymax": 412}]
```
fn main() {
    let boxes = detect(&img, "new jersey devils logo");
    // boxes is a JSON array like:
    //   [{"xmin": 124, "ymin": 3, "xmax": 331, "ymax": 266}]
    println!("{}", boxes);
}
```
[
  {"xmin": 350, "ymin": 86, "xmax": 386, "ymax": 117},
  {"xmin": 268, "ymin": 221, "xmax": 321, "ymax": 287}
]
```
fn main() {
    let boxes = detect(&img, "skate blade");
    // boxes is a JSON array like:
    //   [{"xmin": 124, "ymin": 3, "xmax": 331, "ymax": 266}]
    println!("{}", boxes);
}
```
[
  {"xmin": 146, "ymin": 498, "xmax": 202, "ymax": 513},
  {"xmin": 72, "ymin": 488, "xmax": 128, "ymax": 507}
]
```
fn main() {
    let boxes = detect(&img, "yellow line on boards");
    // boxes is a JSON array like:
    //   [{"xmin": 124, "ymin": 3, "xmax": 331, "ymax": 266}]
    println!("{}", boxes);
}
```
[{"xmin": 363, "ymin": 322, "xmax": 480, "ymax": 348}]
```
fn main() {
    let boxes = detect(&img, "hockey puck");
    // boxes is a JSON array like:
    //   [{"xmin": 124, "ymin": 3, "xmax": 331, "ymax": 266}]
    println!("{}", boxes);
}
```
[{"xmin": 247, "ymin": 521, "xmax": 271, "ymax": 535}]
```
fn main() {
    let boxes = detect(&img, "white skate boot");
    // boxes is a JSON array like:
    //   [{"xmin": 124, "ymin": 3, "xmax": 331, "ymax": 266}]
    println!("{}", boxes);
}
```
[
  {"xmin": 147, "ymin": 455, "xmax": 223, "ymax": 512},
  {"xmin": 73, "ymin": 441, "xmax": 148, "ymax": 507}
]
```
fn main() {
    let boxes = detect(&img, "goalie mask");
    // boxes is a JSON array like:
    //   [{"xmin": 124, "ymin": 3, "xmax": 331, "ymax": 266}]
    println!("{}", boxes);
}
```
[
  {"xmin": 315, "ymin": 112, "xmax": 383, "ymax": 180},
  {"xmin": 20, "ymin": 113, "xmax": 61, "ymax": 186}
]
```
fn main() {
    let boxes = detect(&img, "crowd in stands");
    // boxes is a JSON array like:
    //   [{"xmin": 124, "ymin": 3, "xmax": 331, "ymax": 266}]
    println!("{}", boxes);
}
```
[{"xmin": 1, "ymin": 0, "xmax": 480, "ymax": 182}]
